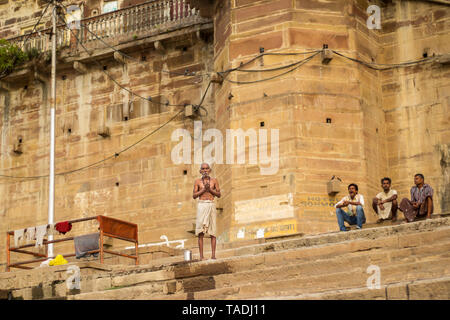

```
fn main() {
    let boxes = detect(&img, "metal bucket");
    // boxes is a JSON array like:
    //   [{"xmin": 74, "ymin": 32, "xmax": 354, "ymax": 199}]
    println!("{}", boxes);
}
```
[{"xmin": 184, "ymin": 250, "xmax": 192, "ymax": 261}]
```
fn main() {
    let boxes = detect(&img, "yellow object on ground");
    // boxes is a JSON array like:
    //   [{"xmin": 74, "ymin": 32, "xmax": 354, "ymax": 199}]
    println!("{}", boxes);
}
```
[{"xmin": 49, "ymin": 254, "xmax": 68, "ymax": 266}]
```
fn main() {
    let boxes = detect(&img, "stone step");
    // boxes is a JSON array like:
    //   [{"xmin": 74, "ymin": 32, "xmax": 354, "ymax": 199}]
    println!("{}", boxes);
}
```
[
  {"xmin": 109, "ymin": 225, "xmax": 450, "ymax": 283},
  {"xmin": 171, "ymin": 241, "xmax": 450, "ymax": 295},
  {"xmin": 258, "ymin": 276, "xmax": 450, "ymax": 300},
  {"xmin": 69, "ymin": 236, "xmax": 450, "ymax": 300},
  {"xmin": 6, "ymin": 217, "xmax": 450, "ymax": 300},
  {"xmin": 190, "ymin": 218, "xmax": 450, "ymax": 261},
  {"xmin": 153, "ymin": 256, "xmax": 450, "ymax": 300},
  {"xmin": 114, "ymin": 219, "xmax": 450, "ymax": 276}
]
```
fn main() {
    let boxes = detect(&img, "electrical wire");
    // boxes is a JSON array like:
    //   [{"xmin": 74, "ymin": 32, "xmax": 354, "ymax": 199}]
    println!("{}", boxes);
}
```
[
  {"xmin": 57, "ymin": 2, "xmax": 326, "ymax": 78},
  {"xmin": 223, "ymin": 52, "xmax": 320, "ymax": 85},
  {"xmin": 332, "ymin": 50, "xmax": 438, "ymax": 71},
  {"xmin": 0, "ymin": 108, "xmax": 184, "ymax": 180},
  {"xmin": 0, "ymin": 6, "xmax": 214, "ymax": 180},
  {"xmin": 2, "ymin": 3, "xmax": 448, "ymax": 178},
  {"xmin": 80, "ymin": 22, "xmax": 207, "ymax": 77},
  {"xmin": 218, "ymin": 50, "xmax": 322, "ymax": 76},
  {"xmin": 233, "ymin": 52, "xmax": 323, "ymax": 73},
  {"xmin": 57, "ymin": 11, "xmax": 186, "ymax": 108},
  {"xmin": 58, "ymin": 108, "xmax": 185, "ymax": 176}
]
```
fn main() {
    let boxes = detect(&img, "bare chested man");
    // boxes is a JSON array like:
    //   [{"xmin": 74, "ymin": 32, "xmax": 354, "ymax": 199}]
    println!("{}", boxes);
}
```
[{"xmin": 192, "ymin": 163, "xmax": 221, "ymax": 260}]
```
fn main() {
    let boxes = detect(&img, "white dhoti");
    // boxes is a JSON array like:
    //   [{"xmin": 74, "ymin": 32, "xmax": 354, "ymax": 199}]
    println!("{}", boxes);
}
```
[{"xmin": 195, "ymin": 200, "xmax": 216, "ymax": 237}]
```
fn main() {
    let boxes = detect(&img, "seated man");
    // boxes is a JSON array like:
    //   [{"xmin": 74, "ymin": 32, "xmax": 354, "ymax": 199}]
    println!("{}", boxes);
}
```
[
  {"xmin": 372, "ymin": 177, "xmax": 398, "ymax": 223},
  {"xmin": 335, "ymin": 183, "xmax": 366, "ymax": 231},
  {"xmin": 399, "ymin": 173, "xmax": 433, "ymax": 222}
]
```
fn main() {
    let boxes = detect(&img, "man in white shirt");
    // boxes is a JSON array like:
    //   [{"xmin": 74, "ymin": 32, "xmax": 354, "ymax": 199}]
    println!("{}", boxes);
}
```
[
  {"xmin": 335, "ymin": 183, "xmax": 366, "ymax": 231},
  {"xmin": 372, "ymin": 177, "xmax": 398, "ymax": 223}
]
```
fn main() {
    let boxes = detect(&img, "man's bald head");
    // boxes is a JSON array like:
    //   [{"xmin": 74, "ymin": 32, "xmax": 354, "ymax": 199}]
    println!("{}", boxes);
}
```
[{"xmin": 200, "ymin": 163, "xmax": 211, "ymax": 176}]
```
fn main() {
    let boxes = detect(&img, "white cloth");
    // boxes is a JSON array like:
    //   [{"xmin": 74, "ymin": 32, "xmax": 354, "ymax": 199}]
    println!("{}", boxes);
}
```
[
  {"xmin": 335, "ymin": 194, "xmax": 365, "ymax": 216},
  {"xmin": 35, "ymin": 225, "xmax": 48, "ymax": 247},
  {"xmin": 14, "ymin": 229, "xmax": 25, "ymax": 248},
  {"xmin": 195, "ymin": 200, "xmax": 217, "ymax": 237},
  {"xmin": 25, "ymin": 227, "xmax": 36, "ymax": 242},
  {"xmin": 39, "ymin": 258, "xmax": 52, "ymax": 268},
  {"xmin": 376, "ymin": 189, "xmax": 397, "ymax": 219},
  {"xmin": 47, "ymin": 224, "xmax": 57, "ymax": 236}
]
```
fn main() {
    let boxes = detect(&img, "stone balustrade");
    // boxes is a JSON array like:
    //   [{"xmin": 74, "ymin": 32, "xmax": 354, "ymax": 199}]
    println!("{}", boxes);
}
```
[{"xmin": 6, "ymin": 0, "xmax": 203, "ymax": 53}]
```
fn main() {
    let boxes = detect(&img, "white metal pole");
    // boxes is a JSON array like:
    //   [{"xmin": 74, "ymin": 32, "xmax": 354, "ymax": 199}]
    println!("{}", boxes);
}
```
[{"xmin": 48, "ymin": 2, "xmax": 57, "ymax": 258}]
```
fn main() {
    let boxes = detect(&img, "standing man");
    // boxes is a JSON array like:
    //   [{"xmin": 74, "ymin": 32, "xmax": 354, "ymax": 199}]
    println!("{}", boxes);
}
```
[
  {"xmin": 399, "ymin": 174, "xmax": 433, "ymax": 222},
  {"xmin": 193, "ymin": 163, "xmax": 221, "ymax": 260},
  {"xmin": 335, "ymin": 183, "xmax": 366, "ymax": 231},
  {"xmin": 372, "ymin": 177, "xmax": 398, "ymax": 223}
]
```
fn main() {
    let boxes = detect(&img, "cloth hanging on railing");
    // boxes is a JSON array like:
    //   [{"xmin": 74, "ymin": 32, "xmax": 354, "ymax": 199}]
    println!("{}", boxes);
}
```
[
  {"xmin": 74, "ymin": 233, "xmax": 100, "ymax": 259},
  {"xmin": 25, "ymin": 227, "xmax": 36, "ymax": 242},
  {"xmin": 35, "ymin": 225, "xmax": 48, "ymax": 247},
  {"xmin": 55, "ymin": 221, "xmax": 72, "ymax": 235},
  {"xmin": 13, "ymin": 229, "xmax": 25, "ymax": 248}
]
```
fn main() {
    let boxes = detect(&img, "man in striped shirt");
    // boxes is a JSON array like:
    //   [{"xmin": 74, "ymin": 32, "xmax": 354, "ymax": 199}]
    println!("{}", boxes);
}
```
[{"xmin": 399, "ymin": 173, "xmax": 434, "ymax": 222}]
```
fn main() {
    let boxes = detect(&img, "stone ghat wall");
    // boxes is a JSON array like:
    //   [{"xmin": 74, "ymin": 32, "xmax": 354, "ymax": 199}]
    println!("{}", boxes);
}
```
[
  {"xmin": 0, "ymin": 33, "xmax": 215, "ymax": 264},
  {"xmin": 214, "ymin": 0, "xmax": 384, "ymax": 240},
  {"xmin": 0, "ymin": 0, "xmax": 449, "ymax": 267},
  {"xmin": 379, "ymin": 0, "xmax": 450, "ymax": 214},
  {"xmin": 213, "ymin": 0, "xmax": 449, "ymax": 242}
]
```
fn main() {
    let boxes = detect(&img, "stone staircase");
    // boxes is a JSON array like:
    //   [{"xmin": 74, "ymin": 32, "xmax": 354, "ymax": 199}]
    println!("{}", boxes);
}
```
[{"xmin": 1, "ymin": 216, "xmax": 449, "ymax": 300}]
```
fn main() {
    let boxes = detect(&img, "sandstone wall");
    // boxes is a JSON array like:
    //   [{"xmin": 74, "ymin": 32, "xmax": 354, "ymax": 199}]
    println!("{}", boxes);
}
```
[
  {"xmin": 379, "ymin": 0, "xmax": 450, "ymax": 214},
  {"xmin": 0, "ymin": 0, "xmax": 449, "ymax": 270},
  {"xmin": 0, "ymin": 27, "xmax": 215, "ymax": 266},
  {"xmin": 214, "ymin": 0, "xmax": 382, "ymax": 241},
  {"xmin": 213, "ymin": 0, "xmax": 449, "ymax": 242}
]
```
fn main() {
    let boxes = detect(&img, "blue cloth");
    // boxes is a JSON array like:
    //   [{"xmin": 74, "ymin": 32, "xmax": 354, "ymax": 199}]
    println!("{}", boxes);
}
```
[{"xmin": 336, "ymin": 205, "xmax": 366, "ymax": 231}]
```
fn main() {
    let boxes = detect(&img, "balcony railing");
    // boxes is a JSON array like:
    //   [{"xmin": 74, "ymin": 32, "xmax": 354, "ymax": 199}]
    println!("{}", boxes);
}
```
[{"xmin": 7, "ymin": 0, "xmax": 206, "ymax": 54}]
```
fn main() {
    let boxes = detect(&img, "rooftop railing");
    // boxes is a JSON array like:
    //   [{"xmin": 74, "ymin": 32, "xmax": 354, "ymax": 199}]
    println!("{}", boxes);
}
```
[{"xmin": 7, "ymin": 0, "xmax": 205, "ymax": 53}]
